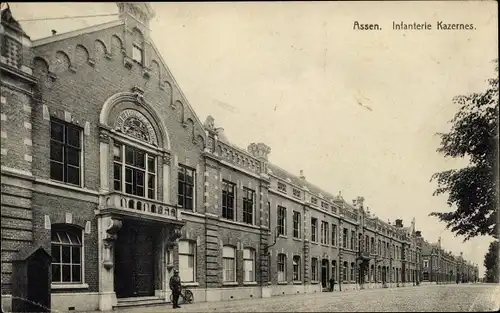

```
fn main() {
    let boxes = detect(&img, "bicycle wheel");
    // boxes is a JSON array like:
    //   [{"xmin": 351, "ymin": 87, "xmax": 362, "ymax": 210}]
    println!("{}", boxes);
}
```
[
  {"xmin": 178, "ymin": 294, "xmax": 185, "ymax": 305},
  {"xmin": 184, "ymin": 290, "xmax": 194, "ymax": 303}
]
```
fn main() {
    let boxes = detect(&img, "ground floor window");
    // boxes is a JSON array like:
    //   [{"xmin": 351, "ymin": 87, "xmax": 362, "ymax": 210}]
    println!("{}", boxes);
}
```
[
  {"xmin": 350, "ymin": 262, "xmax": 355, "ymax": 281},
  {"xmin": 51, "ymin": 225, "xmax": 83, "ymax": 283},
  {"xmin": 293, "ymin": 256, "xmax": 301, "ymax": 281},
  {"xmin": 223, "ymin": 246, "xmax": 236, "ymax": 282},
  {"xmin": 343, "ymin": 262, "xmax": 348, "ymax": 282},
  {"xmin": 311, "ymin": 258, "xmax": 318, "ymax": 281},
  {"xmin": 278, "ymin": 254, "xmax": 287, "ymax": 282},
  {"xmin": 243, "ymin": 248, "xmax": 255, "ymax": 282},
  {"xmin": 178, "ymin": 240, "xmax": 196, "ymax": 282}
]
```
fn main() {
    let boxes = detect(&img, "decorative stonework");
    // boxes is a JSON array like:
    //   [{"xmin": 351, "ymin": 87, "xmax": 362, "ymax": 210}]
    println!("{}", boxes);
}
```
[
  {"xmin": 114, "ymin": 109, "xmax": 158, "ymax": 145},
  {"xmin": 99, "ymin": 132, "xmax": 110, "ymax": 143},
  {"xmin": 102, "ymin": 217, "xmax": 122, "ymax": 270},
  {"xmin": 163, "ymin": 154, "xmax": 171, "ymax": 166}
]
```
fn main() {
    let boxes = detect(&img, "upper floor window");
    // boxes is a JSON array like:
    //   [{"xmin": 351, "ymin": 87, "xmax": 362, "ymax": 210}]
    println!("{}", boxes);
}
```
[
  {"xmin": 178, "ymin": 241, "xmax": 196, "ymax": 282},
  {"xmin": 243, "ymin": 248, "xmax": 255, "ymax": 282},
  {"xmin": 293, "ymin": 211, "xmax": 301, "ymax": 238},
  {"xmin": 311, "ymin": 218, "xmax": 318, "ymax": 242},
  {"xmin": 342, "ymin": 228, "xmax": 348, "ymax": 248},
  {"xmin": 371, "ymin": 237, "xmax": 375, "ymax": 254},
  {"xmin": 222, "ymin": 181, "xmax": 236, "ymax": 220},
  {"xmin": 350, "ymin": 230, "xmax": 355, "ymax": 250},
  {"xmin": 277, "ymin": 181, "xmax": 287, "ymax": 193},
  {"xmin": 132, "ymin": 44, "xmax": 143, "ymax": 64},
  {"xmin": 50, "ymin": 119, "xmax": 82, "ymax": 186},
  {"xmin": 113, "ymin": 143, "xmax": 156, "ymax": 199},
  {"xmin": 243, "ymin": 187, "xmax": 255, "ymax": 225},
  {"xmin": 378, "ymin": 239, "xmax": 382, "ymax": 255},
  {"xmin": 293, "ymin": 256, "xmax": 301, "ymax": 281},
  {"xmin": 51, "ymin": 225, "xmax": 83, "ymax": 284},
  {"xmin": 223, "ymin": 246, "xmax": 236, "ymax": 282},
  {"xmin": 320, "ymin": 221, "xmax": 329, "ymax": 244},
  {"xmin": 423, "ymin": 260, "xmax": 428, "ymax": 268},
  {"xmin": 178, "ymin": 165, "xmax": 195, "ymax": 210},
  {"xmin": 311, "ymin": 197, "xmax": 318, "ymax": 206},
  {"xmin": 277, "ymin": 206, "xmax": 287, "ymax": 236},
  {"xmin": 277, "ymin": 253, "xmax": 287, "ymax": 282},
  {"xmin": 292, "ymin": 188, "xmax": 301, "ymax": 198},
  {"xmin": 365, "ymin": 235, "xmax": 370, "ymax": 252},
  {"xmin": 331, "ymin": 224, "xmax": 337, "ymax": 246},
  {"xmin": 321, "ymin": 202, "xmax": 328, "ymax": 210}
]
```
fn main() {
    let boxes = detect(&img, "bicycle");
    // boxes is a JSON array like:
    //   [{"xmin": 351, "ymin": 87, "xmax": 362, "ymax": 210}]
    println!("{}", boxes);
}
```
[{"xmin": 170, "ymin": 286, "xmax": 194, "ymax": 304}]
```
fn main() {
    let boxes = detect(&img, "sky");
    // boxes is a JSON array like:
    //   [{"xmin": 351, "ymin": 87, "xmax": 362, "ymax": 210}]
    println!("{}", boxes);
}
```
[{"xmin": 10, "ymin": 1, "xmax": 498, "ymax": 276}]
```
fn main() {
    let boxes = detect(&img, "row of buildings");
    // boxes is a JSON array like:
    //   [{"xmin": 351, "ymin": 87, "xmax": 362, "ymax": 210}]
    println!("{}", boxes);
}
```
[
  {"xmin": 0, "ymin": 3, "xmax": 479, "ymax": 312},
  {"xmin": 421, "ymin": 239, "xmax": 479, "ymax": 284}
]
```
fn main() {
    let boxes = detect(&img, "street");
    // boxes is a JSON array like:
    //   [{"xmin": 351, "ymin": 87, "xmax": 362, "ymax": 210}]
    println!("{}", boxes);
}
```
[{"xmin": 102, "ymin": 284, "xmax": 499, "ymax": 313}]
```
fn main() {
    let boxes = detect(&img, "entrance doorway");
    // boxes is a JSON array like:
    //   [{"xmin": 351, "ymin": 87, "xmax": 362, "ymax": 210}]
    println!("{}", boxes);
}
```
[
  {"xmin": 321, "ymin": 259, "xmax": 329, "ymax": 289},
  {"xmin": 114, "ymin": 220, "xmax": 158, "ymax": 298}
]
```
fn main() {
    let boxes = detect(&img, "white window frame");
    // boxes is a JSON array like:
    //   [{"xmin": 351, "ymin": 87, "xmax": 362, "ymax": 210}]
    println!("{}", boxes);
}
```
[
  {"xmin": 277, "ymin": 253, "xmax": 287, "ymax": 282},
  {"xmin": 132, "ymin": 43, "xmax": 143, "ymax": 64},
  {"xmin": 51, "ymin": 226, "xmax": 84, "ymax": 285},
  {"xmin": 292, "ymin": 211, "xmax": 301, "ymax": 238},
  {"xmin": 178, "ymin": 240, "xmax": 196, "ymax": 283},
  {"xmin": 243, "ymin": 248, "xmax": 255, "ymax": 282},
  {"xmin": 223, "ymin": 246, "xmax": 236, "ymax": 282},
  {"xmin": 311, "ymin": 257, "xmax": 318, "ymax": 281},
  {"xmin": 293, "ymin": 255, "xmax": 301, "ymax": 281}
]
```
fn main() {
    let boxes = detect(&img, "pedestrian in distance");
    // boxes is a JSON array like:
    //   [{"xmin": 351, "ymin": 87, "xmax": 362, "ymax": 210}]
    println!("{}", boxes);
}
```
[
  {"xmin": 170, "ymin": 269, "xmax": 182, "ymax": 309},
  {"xmin": 329, "ymin": 276, "xmax": 336, "ymax": 292}
]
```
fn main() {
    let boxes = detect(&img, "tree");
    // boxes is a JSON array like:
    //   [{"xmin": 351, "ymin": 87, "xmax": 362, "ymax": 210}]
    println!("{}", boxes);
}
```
[
  {"xmin": 430, "ymin": 59, "xmax": 499, "ymax": 241},
  {"xmin": 484, "ymin": 240, "xmax": 499, "ymax": 283}
]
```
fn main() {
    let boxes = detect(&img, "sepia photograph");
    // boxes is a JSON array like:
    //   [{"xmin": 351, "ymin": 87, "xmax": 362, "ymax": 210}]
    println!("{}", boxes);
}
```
[{"xmin": 0, "ymin": 1, "xmax": 498, "ymax": 312}]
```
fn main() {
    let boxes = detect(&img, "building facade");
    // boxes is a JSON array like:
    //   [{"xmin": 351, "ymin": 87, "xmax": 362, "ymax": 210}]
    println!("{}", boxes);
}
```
[{"xmin": 0, "ymin": 3, "xmax": 475, "ymax": 313}]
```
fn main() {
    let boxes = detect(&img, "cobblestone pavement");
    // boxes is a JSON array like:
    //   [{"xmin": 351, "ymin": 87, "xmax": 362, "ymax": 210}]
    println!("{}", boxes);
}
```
[{"xmin": 105, "ymin": 284, "xmax": 500, "ymax": 313}]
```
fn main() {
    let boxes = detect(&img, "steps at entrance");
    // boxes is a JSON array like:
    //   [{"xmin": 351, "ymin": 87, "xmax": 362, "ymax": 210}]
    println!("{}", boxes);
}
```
[{"xmin": 114, "ymin": 296, "xmax": 168, "ymax": 309}]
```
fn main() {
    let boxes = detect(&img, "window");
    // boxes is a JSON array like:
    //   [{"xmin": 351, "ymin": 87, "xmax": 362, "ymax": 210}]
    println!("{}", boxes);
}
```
[
  {"xmin": 358, "ymin": 233, "xmax": 362, "ymax": 252},
  {"xmin": 343, "ymin": 228, "xmax": 348, "ymax": 248},
  {"xmin": 50, "ymin": 119, "xmax": 82, "ymax": 186},
  {"xmin": 277, "ymin": 206, "xmax": 287, "ymax": 236},
  {"xmin": 51, "ymin": 226, "xmax": 83, "ymax": 283},
  {"xmin": 350, "ymin": 230, "xmax": 355, "ymax": 250},
  {"xmin": 350, "ymin": 262, "xmax": 355, "ymax": 281},
  {"xmin": 267, "ymin": 202, "xmax": 271, "ymax": 228},
  {"xmin": 293, "ymin": 256, "xmax": 301, "ymax": 281},
  {"xmin": 178, "ymin": 165, "xmax": 195, "ymax": 210},
  {"xmin": 132, "ymin": 44, "xmax": 143, "ymax": 64},
  {"xmin": 277, "ymin": 254, "xmax": 286, "ymax": 282},
  {"xmin": 343, "ymin": 262, "xmax": 348, "ymax": 282},
  {"xmin": 378, "ymin": 239, "xmax": 382, "ymax": 255},
  {"xmin": 331, "ymin": 224, "xmax": 337, "ymax": 246},
  {"xmin": 223, "ymin": 246, "xmax": 236, "ymax": 282},
  {"xmin": 311, "ymin": 197, "xmax": 318, "ymax": 205},
  {"xmin": 311, "ymin": 218, "xmax": 317, "ymax": 242},
  {"xmin": 292, "ymin": 188, "xmax": 301, "ymax": 198},
  {"xmin": 382, "ymin": 241, "xmax": 386, "ymax": 257},
  {"xmin": 311, "ymin": 258, "xmax": 318, "ymax": 281},
  {"xmin": 332, "ymin": 260, "xmax": 337, "ymax": 281},
  {"xmin": 222, "ymin": 181, "xmax": 235, "ymax": 220},
  {"xmin": 243, "ymin": 188, "xmax": 255, "ymax": 224},
  {"xmin": 365, "ymin": 235, "xmax": 370, "ymax": 252},
  {"xmin": 320, "ymin": 221, "xmax": 328, "ymax": 244},
  {"xmin": 113, "ymin": 143, "xmax": 157, "ymax": 200},
  {"xmin": 293, "ymin": 211, "xmax": 301, "ymax": 238},
  {"xmin": 243, "ymin": 248, "xmax": 255, "ymax": 282},
  {"xmin": 371, "ymin": 237, "xmax": 375, "ymax": 254},
  {"xmin": 179, "ymin": 241, "xmax": 196, "ymax": 282},
  {"xmin": 277, "ymin": 181, "xmax": 287, "ymax": 193},
  {"xmin": 321, "ymin": 201, "xmax": 328, "ymax": 209},
  {"xmin": 424, "ymin": 260, "xmax": 429, "ymax": 268}
]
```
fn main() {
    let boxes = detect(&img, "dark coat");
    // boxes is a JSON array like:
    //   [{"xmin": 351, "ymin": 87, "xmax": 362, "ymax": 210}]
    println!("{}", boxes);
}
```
[{"xmin": 170, "ymin": 275, "xmax": 181, "ymax": 292}]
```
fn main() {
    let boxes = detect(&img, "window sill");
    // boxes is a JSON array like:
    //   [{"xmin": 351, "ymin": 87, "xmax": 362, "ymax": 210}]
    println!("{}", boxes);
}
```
[
  {"xmin": 311, "ymin": 241, "xmax": 318, "ymax": 245},
  {"xmin": 292, "ymin": 237, "xmax": 302, "ymax": 242},
  {"xmin": 320, "ymin": 244, "xmax": 330, "ymax": 248},
  {"xmin": 277, "ymin": 281, "xmax": 288, "ymax": 285},
  {"xmin": 243, "ymin": 281, "xmax": 258, "ymax": 286},
  {"xmin": 182, "ymin": 282, "xmax": 199, "ymax": 287},
  {"xmin": 51, "ymin": 283, "xmax": 89, "ymax": 290},
  {"xmin": 310, "ymin": 281, "xmax": 319, "ymax": 285},
  {"xmin": 222, "ymin": 282, "xmax": 239, "ymax": 286},
  {"xmin": 293, "ymin": 281, "xmax": 302, "ymax": 285},
  {"xmin": 278, "ymin": 235, "xmax": 288, "ymax": 239}
]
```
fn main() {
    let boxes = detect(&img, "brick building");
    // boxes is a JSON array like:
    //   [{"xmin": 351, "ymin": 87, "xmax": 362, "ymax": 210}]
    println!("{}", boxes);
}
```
[{"xmin": 0, "ymin": 3, "xmax": 454, "ymax": 312}]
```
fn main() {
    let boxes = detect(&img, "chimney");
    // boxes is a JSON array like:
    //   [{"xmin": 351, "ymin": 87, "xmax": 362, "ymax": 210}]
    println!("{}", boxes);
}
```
[
  {"xmin": 299, "ymin": 170, "xmax": 306, "ymax": 180},
  {"xmin": 356, "ymin": 196, "xmax": 365, "ymax": 208},
  {"xmin": 247, "ymin": 142, "xmax": 271, "ymax": 161},
  {"xmin": 395, "ymin": 219, "xmax": 403, "ymax": 227}
]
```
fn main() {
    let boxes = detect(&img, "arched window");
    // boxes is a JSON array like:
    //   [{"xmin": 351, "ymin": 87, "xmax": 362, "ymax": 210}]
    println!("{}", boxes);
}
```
[
  {"xmin": 277, "ymin": 254, "xmax": 287, "ymax": 282},
  {"xmin": 132, "ymin": 28, "xmax": 144, "ymax": 65},
  {"xmin": 222, "ymin": 246, "xmax": 236, "ymax": 282},
  {"xmin": 331, "ymin": 260, "xmax": 337, "ymax": 281},
  {"xmin": 243, "ymin": 248, "xmax": 255, "ymax": 282},
  {"xmin": 343, "ymin": 261, "xmax": 348, "ymax": 282},
  {"xmin": 178, "ymin": 240, "xmax": 196, "ymax": 282},
  {"xmin": 293, "ymin": 255, "xmax": 301, "ymax": 281},
  {"xmin": 51, "ymin": 225, "xmax": 83, "ymax": 284}
]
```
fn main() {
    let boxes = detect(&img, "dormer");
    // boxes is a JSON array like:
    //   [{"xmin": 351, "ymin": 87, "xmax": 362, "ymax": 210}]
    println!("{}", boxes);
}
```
[{"xmin": 117, "ymin": 3, "xmax": 155, "ymax": 70}]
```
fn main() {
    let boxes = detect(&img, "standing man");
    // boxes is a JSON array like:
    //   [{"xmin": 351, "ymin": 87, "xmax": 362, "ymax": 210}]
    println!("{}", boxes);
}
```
[
  {"xmin": 170, "ymin": 269, "xmax": 182, "ymax": 309},
  {"xmin": 329, "ymin": 276, "xmax": 336, "ymax": 292}
]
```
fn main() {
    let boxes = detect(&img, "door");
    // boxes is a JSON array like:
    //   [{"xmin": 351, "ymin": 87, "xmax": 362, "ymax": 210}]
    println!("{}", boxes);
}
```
[
  {"xmin": 114, "ymin": 221, "xmax": 156, "ymax": 298},
  {"xmin": 321, "ymin": 259, "xmax": 329, "ymax": 288}
]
